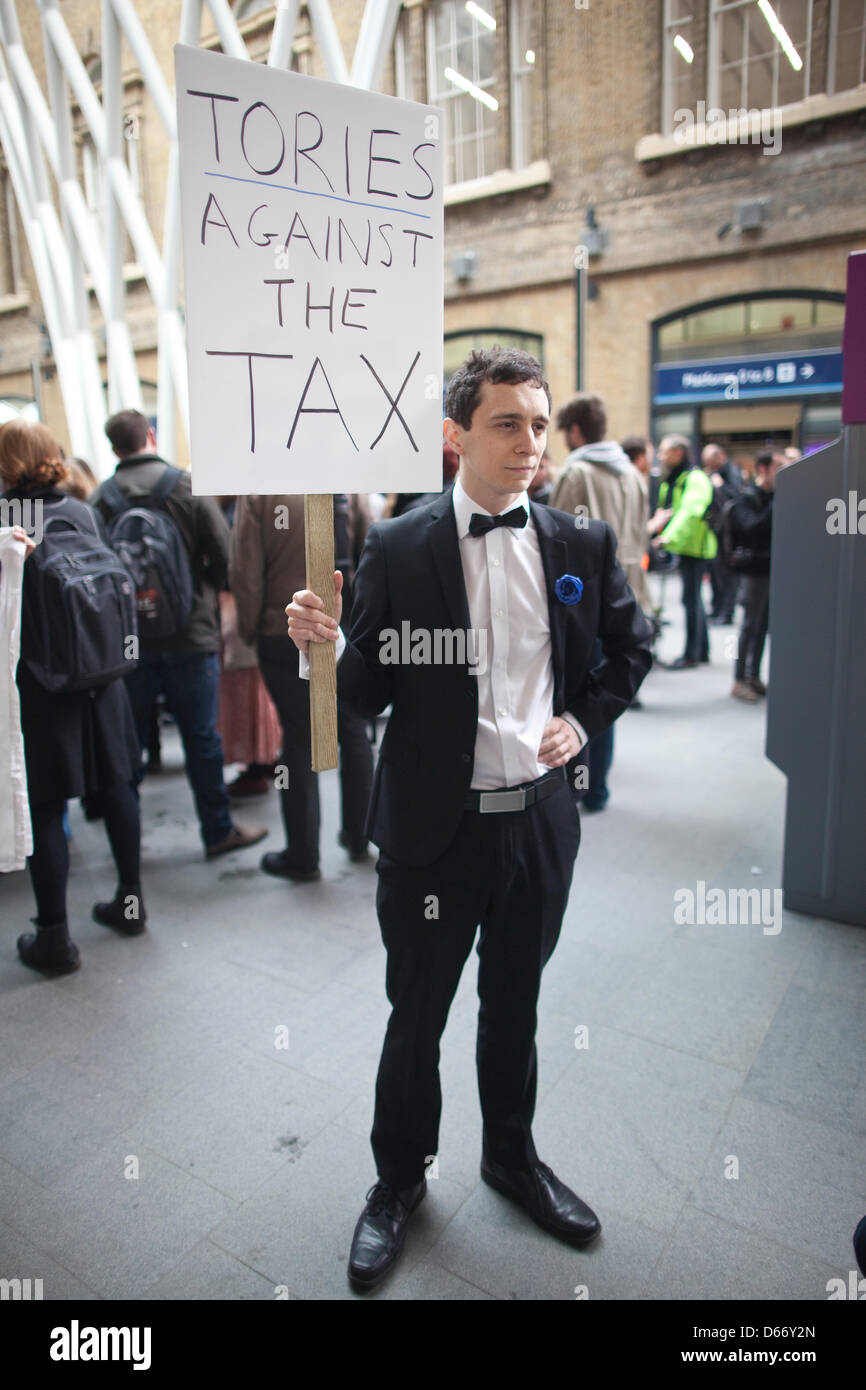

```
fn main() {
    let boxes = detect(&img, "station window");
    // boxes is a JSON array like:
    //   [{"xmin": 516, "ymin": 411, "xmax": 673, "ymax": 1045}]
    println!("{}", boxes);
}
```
[{"xmin": 444, "ymin": 329, "xmax": 543, "ymax": 383}]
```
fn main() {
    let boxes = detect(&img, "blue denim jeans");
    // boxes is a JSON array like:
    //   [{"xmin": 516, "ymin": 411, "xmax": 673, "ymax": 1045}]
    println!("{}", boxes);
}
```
[
  {"xmin": 679, "ymin": 556, "xmax": 710, "ymax": 663},
  {"xmin": 125, "ymin": 651, "xmax": 233, "ymax": 848}
]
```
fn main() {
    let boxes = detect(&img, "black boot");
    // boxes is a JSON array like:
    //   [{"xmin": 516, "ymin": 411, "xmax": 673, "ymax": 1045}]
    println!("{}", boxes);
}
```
[
  {"xmin": 92, "ymin": 885, "xmax": 147, "ymax": 936},
  {"xmin": 17, "ymin": 920, "xmax": 81, "ymax": 975}
]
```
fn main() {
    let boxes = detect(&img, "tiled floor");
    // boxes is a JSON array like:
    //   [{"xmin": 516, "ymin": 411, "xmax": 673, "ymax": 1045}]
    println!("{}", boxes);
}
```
[{"xmin": 1, "ymin": 589, "xmax": 863, "ymax": 1301}]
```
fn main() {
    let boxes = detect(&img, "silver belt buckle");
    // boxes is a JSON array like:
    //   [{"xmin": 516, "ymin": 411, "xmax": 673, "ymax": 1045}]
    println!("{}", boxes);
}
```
[{"xmin": 478, "ymin": 788, "xmax": 527, "ymax": 814}]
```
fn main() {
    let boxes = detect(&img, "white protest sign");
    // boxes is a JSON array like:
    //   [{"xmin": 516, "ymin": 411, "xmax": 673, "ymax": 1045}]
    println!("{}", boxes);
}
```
[{"xmin": 175, "ymin": 45, "xmax": 444, "ymax": 496}]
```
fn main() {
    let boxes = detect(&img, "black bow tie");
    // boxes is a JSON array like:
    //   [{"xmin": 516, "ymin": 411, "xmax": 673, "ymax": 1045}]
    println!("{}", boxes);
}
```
[{"xmin": 468, "ymin": 506, "xmax": 528, "ymax": 538}]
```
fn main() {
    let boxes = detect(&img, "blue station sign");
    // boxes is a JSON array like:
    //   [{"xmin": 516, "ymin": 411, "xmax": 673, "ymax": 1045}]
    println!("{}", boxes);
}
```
[{"xmin": 654, "ymin": 347, "xmax": 844, "ymax": 405}]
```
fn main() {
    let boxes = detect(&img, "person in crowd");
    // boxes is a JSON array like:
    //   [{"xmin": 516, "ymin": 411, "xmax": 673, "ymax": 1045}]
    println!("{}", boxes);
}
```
[
  {"xmin": 60, "ymin": 456, "xmax": 98, "ymax": 501},
  {"xmin": 286, "ymin": 348, "xmax": 653, "ymax": 1291},
  {"xmin": 384, "ymin": 443, "xmax": 460, "ymax": 519},
  {"xmin": 0, "ymin": 421, "xmax": 144, "ymax": 973},
  {"xmin": 215, "ymin": 497, "xmax": 281, "ymax": 800},
  {"xmin": 650, "ymin": 434, "xmax": 717, "ymax": 669},
  {"xmin": 621, "ymin": 435, "xmax": 654, "ymax": 480},
  {"xmin": 551, "ymin": 393, "xmax": 651, "ymax": 810},
  {"xmin": 527, "ymin": 449, "xmax": 553, "ymax": 504},
  {"xmin": 90, "ymin": 410, "xmax": 266, "ymax": 860},
  {"xmin": 723, "ymin": 449, "xmax": 782, "ymax": 702},
  {"xmin": 230, "ymin": 494, "xmax": 373, "ymax": 879},
  {"xmin": 701, "ymin": 443, "xmax": 743, "ymax": 625}
]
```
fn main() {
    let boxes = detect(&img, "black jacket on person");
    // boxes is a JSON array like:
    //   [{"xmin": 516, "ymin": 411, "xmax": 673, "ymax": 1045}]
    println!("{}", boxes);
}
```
[
  {"xmin": 90, "ymin": 453, "xmax": 229, "ymax": 655},
  {"xmin": 725, "ymin": 483, "xmax": 774, "ymax": 575},
  {"xmin": 4, "ymin": 484, "xmax": 140, "ymax": 803},
  {"xmin": 337, "ymin": 490, "xmax": 653, "ymax": 867}
]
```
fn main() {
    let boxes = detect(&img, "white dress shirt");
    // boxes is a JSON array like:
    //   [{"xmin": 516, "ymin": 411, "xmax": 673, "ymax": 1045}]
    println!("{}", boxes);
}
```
[{"xmin": 300, "ymin": 480, "xmax": 587, "ymax": 788}]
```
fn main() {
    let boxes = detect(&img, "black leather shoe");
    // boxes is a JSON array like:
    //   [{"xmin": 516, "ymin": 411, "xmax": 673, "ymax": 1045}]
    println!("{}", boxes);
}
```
[
  {"xmin": 347, "ymin": 1179, "xmax": 426, "ymax": 1290},
  {"xmin": 481, "ymin": 1156, "xmax": 601, "ymax": 1247},
  {"xmin": 260, "ymin": 852, "xmax": 320, "ymax": 882}
]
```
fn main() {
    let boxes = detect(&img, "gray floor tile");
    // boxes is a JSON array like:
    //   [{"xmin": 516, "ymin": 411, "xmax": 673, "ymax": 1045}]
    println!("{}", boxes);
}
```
[{"xmin": 646, "ymin": 1205, "xmax": 844, "ymax": 1301}]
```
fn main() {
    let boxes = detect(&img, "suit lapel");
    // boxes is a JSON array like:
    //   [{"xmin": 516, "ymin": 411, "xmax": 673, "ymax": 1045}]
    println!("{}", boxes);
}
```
[
  {"xmin": 427, "ymin": 490, "xmax": 472, "ymax": 633},
  {"xmin": 532, "ymin": 503, "xmax": 570, "ymax": 709}
]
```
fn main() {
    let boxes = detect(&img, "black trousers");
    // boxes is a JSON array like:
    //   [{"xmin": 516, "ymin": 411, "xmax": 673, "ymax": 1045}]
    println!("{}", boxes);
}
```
[
  {"xmin": 735, "ymin": 574, "xmax": 770, "ymax": 680},
  {"xmin": 257, "ymin": 634, "xmax": 373, "ymax": 871},
  {"xmin": 28, "ymin": 784, "xmax": 141, "ymax": 926},
  {"xmin": 371, "ymin": 778, "xmax": 582, "ymax": 1190}
]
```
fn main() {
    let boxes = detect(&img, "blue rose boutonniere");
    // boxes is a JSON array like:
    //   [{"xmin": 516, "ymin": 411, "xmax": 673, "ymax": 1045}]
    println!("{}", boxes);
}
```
[{"xmin": 555, "ymin": 574, "xmax": 584, "ymax": 605}]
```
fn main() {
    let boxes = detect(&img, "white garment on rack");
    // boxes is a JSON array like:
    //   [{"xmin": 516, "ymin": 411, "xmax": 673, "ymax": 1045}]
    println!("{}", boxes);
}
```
[{"xmin": 0, "ymin": 527, "xmax": 32, "ymax": 871}]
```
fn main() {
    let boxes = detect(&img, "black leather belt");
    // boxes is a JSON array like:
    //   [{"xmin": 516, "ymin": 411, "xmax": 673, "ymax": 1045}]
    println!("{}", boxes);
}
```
[{"xmin": 464, "ymin": 766, "xmax": 566, "ymax": 814}]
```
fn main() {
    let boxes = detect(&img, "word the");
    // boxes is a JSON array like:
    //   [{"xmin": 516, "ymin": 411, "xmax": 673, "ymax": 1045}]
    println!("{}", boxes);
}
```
[
  {"xmin": 673, "ymin": 880, "xmax": 782, "ymax": 935},
  {"xmin": 673, "ymin": 102, "xmax": 782, "ymax": 156},
  {"xmin": 378, "ymin": 622, "xmax": 488, "ymax": 674},
  {"xmin": 826, "ymin": 492, "xmax": 866, "ymax": 534},
  {"xmin": 50, "ymin": 1321, "xmax": 151, "ymax": 1371}
]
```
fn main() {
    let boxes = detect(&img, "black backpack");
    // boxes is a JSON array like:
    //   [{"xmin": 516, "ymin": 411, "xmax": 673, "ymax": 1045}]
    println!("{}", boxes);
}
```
[
  {"xmin": 21, "ymin": 498, "xmax": 138, "ymax": 693},
  {"xmin": 101, "ymin": 466, "xmax": 194, "ymax": 643}
]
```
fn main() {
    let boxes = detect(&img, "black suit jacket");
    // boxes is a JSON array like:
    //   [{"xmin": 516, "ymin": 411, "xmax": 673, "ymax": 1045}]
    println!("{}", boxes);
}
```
[{"xmin": 338, "ymin": 490, "xmax": 653, "ymax": 866}]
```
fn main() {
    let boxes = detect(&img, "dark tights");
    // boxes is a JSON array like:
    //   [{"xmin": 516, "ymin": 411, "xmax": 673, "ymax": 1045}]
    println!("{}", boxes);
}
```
[{"xmin": 28, "ymin": 783, "xmax": 141, "ymax": 926}]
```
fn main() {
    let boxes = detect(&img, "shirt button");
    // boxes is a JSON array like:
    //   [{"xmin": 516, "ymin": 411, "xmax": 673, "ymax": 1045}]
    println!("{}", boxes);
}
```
[
  {"xmin": 461, "ymin": 753, "xmax": 471, "ymax": 763},
  {"xmin": 491, "ymin": 558, "xmax": 501, "ymax": 567},
  {"xmin": 495, "ymin": 608, "xmax": 504, "ymax": 617},
  {"xmin": 499, "ymin": 708, "xmax": 507, "ymax": 717}
]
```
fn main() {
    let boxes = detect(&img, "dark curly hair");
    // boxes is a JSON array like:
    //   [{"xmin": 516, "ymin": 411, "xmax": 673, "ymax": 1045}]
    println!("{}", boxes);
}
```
[{"xmin": 444, "ymin": 348, "xmax": 550, "ymax": 429}]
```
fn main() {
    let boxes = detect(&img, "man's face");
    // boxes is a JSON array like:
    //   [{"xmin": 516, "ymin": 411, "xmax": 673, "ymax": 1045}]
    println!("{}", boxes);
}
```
[
  {"xmin": 445, "ymin": 379, "xmax": 549, "ymax": 506},
  {"xmin": 658, "ymin": 439, "xmax": 684, "ymax": 474}
]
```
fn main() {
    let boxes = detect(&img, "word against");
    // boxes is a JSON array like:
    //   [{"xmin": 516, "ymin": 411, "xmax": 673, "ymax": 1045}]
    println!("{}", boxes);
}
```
[
  {"xmin": 378, "ymin": 622, "xmax": 488, "ymax": 675},
  {"xmin": 673, "ymin": 102, "xmax": 782, "ymax": 156},
  {"xmin": 673, "ymin": 881, "xmax": 782, "ymax": 935},
  {"xmin": 0, "ymin": 1277, "xmax": 43, "ymax": 1300},
  {"xmin": 0, "ymin": 497, "xmax": 44, "ymax": 544},
  {"xmin": 826, "ymin": 493, "xmax": 866, "ymax": 534},
  {"xmin": 50, "ymin": 1322, "xmax": 152, "ymax": 1371},
  {"xmin": 827, "ymin": 1271, "xmax": 866, "ymax": 1300}
]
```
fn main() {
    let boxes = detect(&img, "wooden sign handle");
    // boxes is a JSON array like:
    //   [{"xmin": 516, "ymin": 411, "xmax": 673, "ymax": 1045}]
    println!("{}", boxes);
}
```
[{"xmin": 304, "ymin": 493, "xmax": 339, "ymax": 771}]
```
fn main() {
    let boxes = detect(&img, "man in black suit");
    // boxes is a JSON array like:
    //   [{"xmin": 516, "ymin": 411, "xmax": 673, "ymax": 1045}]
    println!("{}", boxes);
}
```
[{"xmin": 286, "ymin": 349, "xmax": 653, "ymax": 1290}]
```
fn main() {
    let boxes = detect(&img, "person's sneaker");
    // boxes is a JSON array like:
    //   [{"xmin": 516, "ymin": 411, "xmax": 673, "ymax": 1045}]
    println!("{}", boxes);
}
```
[
  {"xmin": 260, "ymin": 851, "xmax": 320, "ymax": 882},
  {"xmin": 731, "ymin": 680, "xmax": 759, "ymax": 702},
  {"xmin": 748, "ymin": 677, "xmax": 767, "ymax": 696},
  {"xmin": 347, "ymin": 1179, "xmax": 427, "ymax": 1291},
  {"xmin": 17, "ymin": 921, "xmax": 81, "ymax": 975},
  {"xmin": 205, "ymin": 824, "xmax": 268, "ymax": 860}
]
